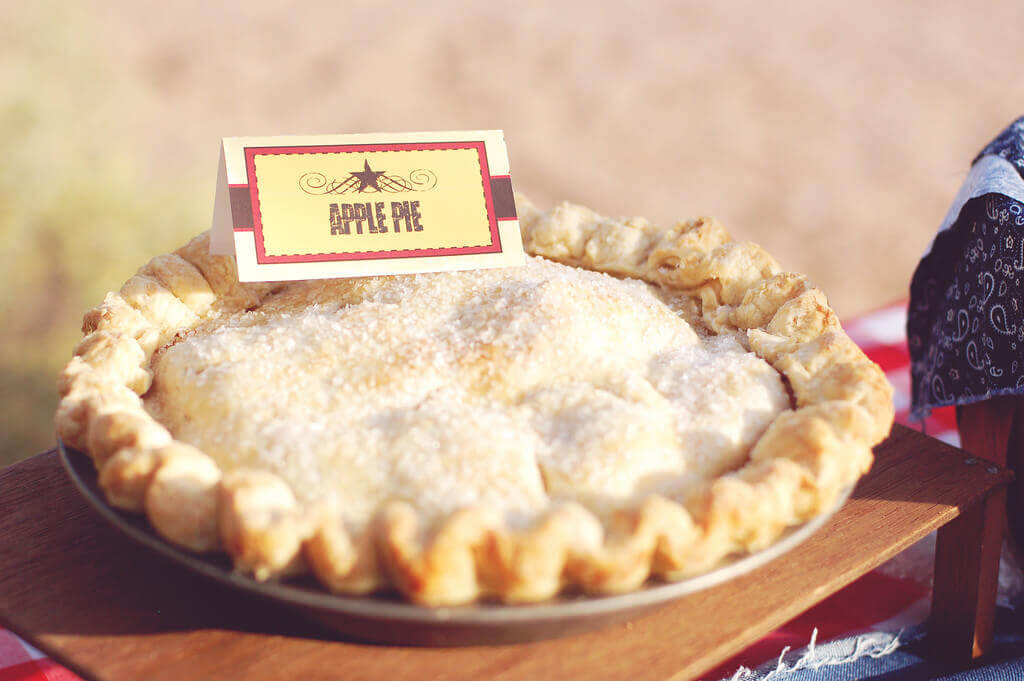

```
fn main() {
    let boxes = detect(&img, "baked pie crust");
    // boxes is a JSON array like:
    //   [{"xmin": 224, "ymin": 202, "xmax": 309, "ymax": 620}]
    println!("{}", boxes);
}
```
[{"xmin": 55, "ymin": 198, "xmax": 893, "ymax": 606}]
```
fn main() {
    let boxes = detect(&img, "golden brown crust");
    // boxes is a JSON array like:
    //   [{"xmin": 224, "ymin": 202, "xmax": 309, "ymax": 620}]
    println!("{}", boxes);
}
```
[
  {"xmin": 139, "ymin": 253, "xmax": 218, "ymax": 314},
  {"xmin": 482, "ymin": 503, "xmax": 602, "ymax": 602},
  {"xmin": 145, "ymin": 443, "xmax": 222, "ymax": 552},
  {"xmin": 56, "ymin": 201, "xmax": 894, "ymax": 605},
  {"xmin": 85, "ymin": 408, "xmax": 171, "ymax": 469},
  {"xmin": 118, "ymin": 274, "xmax": 200, "ymax": 340},
  {"xmin": 305, "ymin": 509, "xmax": 382, "ymax": 594},
  {"xmin": 54, "ymin": 371, "xmax": 142, "ymax": 451},
  {"xmin": 68, "ymin": 331, "xmax": 151, "ymax": 394},
  {"xmin": 98, "ymin": 446, "xmax": 164, "ymax": 511},
  {"xmin": 81, "ymin": 293, "xmax": 162, "ymax": 355},
  {"xmin": 217, "ymin": 470, "xmax": 312, "ymax": 580},
  {"xmin": 174, "ymin": 232, "xmax": 279, "ymax": 311}
]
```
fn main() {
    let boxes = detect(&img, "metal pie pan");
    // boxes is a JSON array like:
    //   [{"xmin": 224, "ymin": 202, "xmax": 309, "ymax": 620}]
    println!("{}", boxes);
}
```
[{"xmin": 60, "ymin": 442, "xmax": 850, "ymax": 646}]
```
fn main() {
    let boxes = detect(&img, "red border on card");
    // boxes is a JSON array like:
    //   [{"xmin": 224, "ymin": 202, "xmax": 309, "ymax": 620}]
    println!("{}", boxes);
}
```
[{"xmin": 239, "ymin": 142, "xmax": 503, "ymax": 264}]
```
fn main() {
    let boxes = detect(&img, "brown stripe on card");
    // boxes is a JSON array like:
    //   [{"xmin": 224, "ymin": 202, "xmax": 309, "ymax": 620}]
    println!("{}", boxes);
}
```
[
  {"xmin": 489, "ymin": 177, "xmax": 517, "ymax": 219},
  {"xmin": 230, "ymin": 186, "xmax": 254, "ymax": 229}
]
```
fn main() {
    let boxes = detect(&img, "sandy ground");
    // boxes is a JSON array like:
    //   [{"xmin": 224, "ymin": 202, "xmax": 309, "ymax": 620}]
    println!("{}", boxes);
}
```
[
  {"xmin": 83, "ymin": 0, "xmax": 1024, "ymax": 315},
  {"xmin": 4, "ymin": 0, "xmax": 1024, "ymax": 462}
]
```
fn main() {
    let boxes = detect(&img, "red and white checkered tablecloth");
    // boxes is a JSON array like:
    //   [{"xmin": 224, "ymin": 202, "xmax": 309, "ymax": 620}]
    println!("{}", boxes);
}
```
[
  {"xmin": 843, "ymin": 301, "xmax": 959, "ymax": 448},
  {"xmin": 0, "ymin": 628, "xmax": 80, "ymax": 681},
  {"xmin": 0, "ymin": 300, "xmax": 947, "ymax": 681}
]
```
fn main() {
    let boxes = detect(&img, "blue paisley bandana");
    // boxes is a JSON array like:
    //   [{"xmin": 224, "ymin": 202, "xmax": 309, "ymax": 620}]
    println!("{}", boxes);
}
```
[{"xmin": 908, "ymin": 117, "xmax": 1024, "ymax": 421}]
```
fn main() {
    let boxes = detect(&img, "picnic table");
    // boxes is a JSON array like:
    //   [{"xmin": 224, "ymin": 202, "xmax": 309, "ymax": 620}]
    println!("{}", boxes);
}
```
[
  {"xmin": 0, "ymin": 421, "xmax": 1008, "ymax": 681},
  {"xmin": 0, "ymin": 302, "xmax": 1016, "ymax": 680}
]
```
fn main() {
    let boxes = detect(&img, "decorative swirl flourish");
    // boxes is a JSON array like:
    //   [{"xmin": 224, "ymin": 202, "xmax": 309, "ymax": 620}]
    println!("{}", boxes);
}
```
[
  {"xmin": 299, "ymin": 169, "xmax": 437, "ymax": 195},
  {"xmin": 406, "ymin": 169, "xmax": 438, "ymax": 191},
  {"xmin": 298, "ymin": 173, "xmax": 358, "ymax": 195}
]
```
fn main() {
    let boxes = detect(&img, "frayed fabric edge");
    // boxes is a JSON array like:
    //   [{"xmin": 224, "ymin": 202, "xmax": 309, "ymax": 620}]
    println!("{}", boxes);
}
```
[{"xmin": 726, "ymin": 628, "xmax": 904, "ymax": 681}]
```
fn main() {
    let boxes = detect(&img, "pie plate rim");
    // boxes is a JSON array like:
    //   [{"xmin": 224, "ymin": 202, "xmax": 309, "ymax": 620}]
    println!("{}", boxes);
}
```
[{"xmin": 59, "ymin": 439, "xmax": 853, "ymax": 639}]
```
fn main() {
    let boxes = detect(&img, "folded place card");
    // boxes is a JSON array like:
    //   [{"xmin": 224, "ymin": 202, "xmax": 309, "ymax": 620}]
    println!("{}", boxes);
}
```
[{"xmin": 211, "ymin": 130, "xmax": 524, "ymax": 281}]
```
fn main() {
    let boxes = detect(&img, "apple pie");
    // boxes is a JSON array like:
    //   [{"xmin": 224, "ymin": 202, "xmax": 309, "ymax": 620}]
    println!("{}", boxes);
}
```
[{"xmin": 55, "ymin": 197, "xmax": 893, "ymax": 605}]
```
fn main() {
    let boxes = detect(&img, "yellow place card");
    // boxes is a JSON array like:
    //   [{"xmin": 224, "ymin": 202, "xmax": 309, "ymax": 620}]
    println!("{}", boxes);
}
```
[{"xmin": 210, "ymin": 130, "xmax": 524, "ymax": 281}]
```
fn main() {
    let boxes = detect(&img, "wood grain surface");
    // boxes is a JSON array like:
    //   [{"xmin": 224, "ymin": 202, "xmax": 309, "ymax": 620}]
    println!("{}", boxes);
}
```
[
  {"xmin": 928, "ymin": 397, "xmax": 1020, "ymax": 663},
  {"xmin": 0, "ymin": 425, "xmax": 1010, "ymax": 681}
]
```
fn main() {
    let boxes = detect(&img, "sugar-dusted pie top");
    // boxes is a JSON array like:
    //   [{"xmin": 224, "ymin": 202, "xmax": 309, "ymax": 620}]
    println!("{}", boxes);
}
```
[
  {"xmin": 57, "ymin": 198, "xmax": 893, "ymax": 605},
  {"xmin": 145, "ymin": 256, "xmax": 788, "ymax": 528}
]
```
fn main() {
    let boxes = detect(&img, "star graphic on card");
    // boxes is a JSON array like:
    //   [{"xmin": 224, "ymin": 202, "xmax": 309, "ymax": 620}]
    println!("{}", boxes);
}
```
[{"xmin": 350, "ymin": 160, "xmax": 386, "ymax": 192}]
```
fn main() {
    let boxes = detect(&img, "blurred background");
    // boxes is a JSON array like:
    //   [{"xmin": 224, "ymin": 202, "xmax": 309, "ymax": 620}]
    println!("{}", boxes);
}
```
[{"xmin": 3, "ymin": 1, "xmax": 1023, "ymax": 467}]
